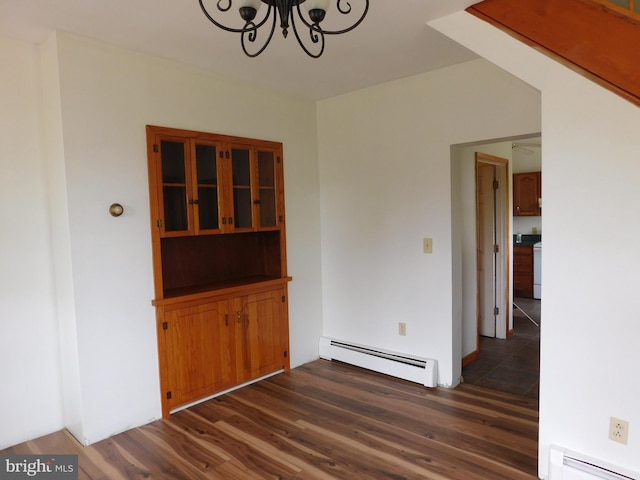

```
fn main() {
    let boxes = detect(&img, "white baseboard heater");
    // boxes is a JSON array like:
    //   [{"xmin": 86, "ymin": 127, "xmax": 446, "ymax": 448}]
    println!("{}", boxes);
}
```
[
  {"xmin": 549, "ymin": 445, "xmax": 639, "ymax": 480},
  {"xmin": 319, "ymin": 337, "xmax": 437, "ymax": 387}
]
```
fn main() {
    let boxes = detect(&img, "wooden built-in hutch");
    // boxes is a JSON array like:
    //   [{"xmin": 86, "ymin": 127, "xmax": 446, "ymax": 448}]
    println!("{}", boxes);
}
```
[{"xmin": 146, "ymin": 125, "xmax": 291, "ymax": 417}]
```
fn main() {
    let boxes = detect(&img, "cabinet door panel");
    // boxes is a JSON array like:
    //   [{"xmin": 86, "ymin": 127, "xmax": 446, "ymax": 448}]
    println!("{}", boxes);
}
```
[
  {"xmin": 233, "ymin": 187, "xmax": 252, "ymax": 228},
  {"xmin": 163, "ymin": 301, "xmax": 232, "ymax": 410},
  {"xmin": 194, "ymin": 142, "xmax": 222, "ymax": 232},
  {"xmin": 231, "ymin": 147, "xmax": 253, "ymax": 229},
  {"xmin": 257, "ymin": 150, "xmax": 277, "ymax": 227},
  {"xmin": 234, "ymin": 290, "xmax": 284, "ymax": 382},
  {"xmin": 162, "ymin": 186, "xmax": 188, "ymax": 231},
  {"xmin": 159, "ymin": 139, "xmax": 192, "ymax": 234},
  {"xmin": 513, "ymin": 247, "xmax": 534, "ymax": 297},
  {"xmin": 161, "ymin": 141, "xmax": 187, "ymax": 183},
  {"xmin": 513, "ymin": 172, "xmax": 541, "ymax": 216}
]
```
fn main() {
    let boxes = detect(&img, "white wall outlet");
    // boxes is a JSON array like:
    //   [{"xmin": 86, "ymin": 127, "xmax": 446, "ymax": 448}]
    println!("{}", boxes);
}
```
[
  {"xmin": 398, "ymin": 322, "xmax": 406, "ymax": 336},
  {"xmin": 423, "ymin": 238, "xmax": 433, "ymax": 254},
  {"xmin": 609, "ymin": 417, "xmax": 629, "ymax": 445}
]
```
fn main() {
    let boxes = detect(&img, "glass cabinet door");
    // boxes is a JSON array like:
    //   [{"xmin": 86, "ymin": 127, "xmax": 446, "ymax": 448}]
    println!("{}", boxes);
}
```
[
  {"xmin": 257, "ymin": 150, "xmax": 277, "ymax": 227},
  {"xmin": 231, "ymin": 147, "xmax": 253, "ymax": 229},
  {"xmin": 160, "ymin": 139, "xmax": 190, "ymax": 233},
  {"xmin": 194, "ymin": 142, "xmax": 220, "ymax": 232}
]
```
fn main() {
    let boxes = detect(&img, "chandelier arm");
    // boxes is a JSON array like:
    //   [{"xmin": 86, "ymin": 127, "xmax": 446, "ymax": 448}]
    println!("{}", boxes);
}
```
[
  {"xmin": 294, "ymin": 0, "xmax": 369, "ymax": 35},
  {"xmin": 336, "ymin": 0, "xmax": 351, "ymax": 14},
  {"xmin": 241, "ymin": 6, "xmax": 278, "ymax": 57},
  {"xmin": 199, "ymin": 0, "xmax": 272, "ymax": 33},
  {"xmin": 290, "ymin": 11, "xmax": 325, "ymax": 58}
]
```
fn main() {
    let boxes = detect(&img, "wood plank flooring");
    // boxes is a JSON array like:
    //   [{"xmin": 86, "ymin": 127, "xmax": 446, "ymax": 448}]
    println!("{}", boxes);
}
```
[{"xmin": 2, "ymin": 360, "xmax": 539, "ymax": 479}]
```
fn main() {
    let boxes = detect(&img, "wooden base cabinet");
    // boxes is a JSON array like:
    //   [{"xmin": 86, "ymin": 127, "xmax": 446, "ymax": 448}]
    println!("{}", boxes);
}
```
[
  {"xmin": 156, "ymin": 282, "xmax": 289, "ymax": 416},
  {"xmin": 159, "ymin": 299, "xmax": 232, "ymax": 412},
  {"xmin": 513, "ymin": 246, "xmax": 533, "ymax": 298}
]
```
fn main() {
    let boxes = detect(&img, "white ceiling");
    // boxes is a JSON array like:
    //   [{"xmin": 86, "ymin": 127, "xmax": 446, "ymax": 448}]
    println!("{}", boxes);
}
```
[{"xmin": 0, "ymin": 0, "xmax": 481, "ymax": 100}]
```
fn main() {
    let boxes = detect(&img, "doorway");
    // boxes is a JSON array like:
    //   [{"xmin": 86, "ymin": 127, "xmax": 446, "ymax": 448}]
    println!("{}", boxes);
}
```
[
  {"xmin": 475, "ymin": 153, "xmax": 509, "ymax": 345},
  {"xmin": 457, "ymin": 142, "xmax": 541, "ymax": 399}
]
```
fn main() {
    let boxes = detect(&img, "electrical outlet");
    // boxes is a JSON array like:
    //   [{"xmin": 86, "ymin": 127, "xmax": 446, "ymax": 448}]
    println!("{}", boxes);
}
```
[
  {"xmin": 423, "ymin": 238, "xmax": 433, "ymax": 254},
  {"xmin": 609, "ymin": 417, "xmax": 629, "ymax": 445},
  {"xmin": 398, "ymin": 322, "xmax": 406, "ymax": 336}
]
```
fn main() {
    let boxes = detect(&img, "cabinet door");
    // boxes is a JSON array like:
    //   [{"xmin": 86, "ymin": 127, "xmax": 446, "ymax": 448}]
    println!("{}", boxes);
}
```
[
  {"xmin": 513, "ymin": 246, "xmax": 534, "ymax": 298},
  {"xmin": 229, "ymin": 145, "xmax": 254, "ymax": 232},
  {"xmin": 255, "ymin": 148, "xmax": 284, "ymax": 230},
  {"xmin": 155, "ymin": 138, "xmax": 194, "ymax": 236},
  {"xmin": 192, "ymin": 140, "xmax": 225, "ymax": 234},
  {"xmin": 225, "ymin": 145, "xmax": 284, "ymax": 232},
  {"xmin": 513, "ymin": 172, "xmax": 541, "ymax": 216},
  {"xmin": 161, "ymin": 300, "xmax": 233, "ymax": 411},
  {"xmin": 233, "ymin": 289, "xmax": 286, "ymax": 383}
]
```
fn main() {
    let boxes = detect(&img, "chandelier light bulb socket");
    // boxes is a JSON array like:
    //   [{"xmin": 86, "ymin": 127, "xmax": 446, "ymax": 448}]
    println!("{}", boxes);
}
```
[
  {"xmin": 308, "ymin": 8, "xmax": 326, "ymax": 24},
  {"xmin": 239, "ymin": 6, "xmax": 258, "ymax": 21}
]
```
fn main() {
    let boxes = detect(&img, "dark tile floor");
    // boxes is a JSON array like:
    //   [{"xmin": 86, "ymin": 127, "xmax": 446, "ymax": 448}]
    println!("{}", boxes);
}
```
[{"xmin": 462, "ymin": 297, "xmax": 540, "ymax": 399}]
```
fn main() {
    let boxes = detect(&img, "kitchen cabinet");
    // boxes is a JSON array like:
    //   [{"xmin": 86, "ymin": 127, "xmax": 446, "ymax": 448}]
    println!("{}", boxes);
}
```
[
  {"xmin": 146, "ymin": 126, "xmax": 290, "ymax": 417},
  {"xmin": 513, "ymin": 172, "xmax": 541, "ymax": 216},
  {"xmin": 513, "ymin": 245, "xmax": 534, "ymax": 298}
]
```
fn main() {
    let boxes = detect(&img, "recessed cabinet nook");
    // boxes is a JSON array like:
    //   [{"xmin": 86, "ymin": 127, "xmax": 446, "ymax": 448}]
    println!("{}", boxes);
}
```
[{"xmin": 146, "ymin": 125, "xmax": 291, "ymax": 417}]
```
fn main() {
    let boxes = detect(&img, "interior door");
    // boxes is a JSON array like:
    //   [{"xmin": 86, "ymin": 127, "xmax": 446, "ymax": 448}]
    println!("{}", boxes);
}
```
[
  {"xmin": 475, "ymin": 153, "xmax": 509, "ymax": 342},
  {"xmin": 477, "ymin": 162, "xmax": 498, "ymax": 337}
]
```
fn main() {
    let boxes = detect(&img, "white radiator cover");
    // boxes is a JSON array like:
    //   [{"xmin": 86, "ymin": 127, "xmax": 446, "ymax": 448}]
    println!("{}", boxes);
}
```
[
  {"xmin": 549, "ymin": 446, "xmax": 639, "ymax": 480},
  {"xmin": 318, "ymin": 337, "xmax": 437, "ymax": 387}
]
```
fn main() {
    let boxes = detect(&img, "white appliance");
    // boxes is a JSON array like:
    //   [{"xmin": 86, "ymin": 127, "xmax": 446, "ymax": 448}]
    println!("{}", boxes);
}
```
[{"xmin": 533, "ymin": 241, "xmax": 542, "ymax": 299}]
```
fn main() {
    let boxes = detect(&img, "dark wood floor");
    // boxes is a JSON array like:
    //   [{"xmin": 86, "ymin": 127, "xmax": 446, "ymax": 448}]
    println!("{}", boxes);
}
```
[
  {"xmin": 462, "ymin": 298, "xmax": 541, "ymax": 399},
  {"xmin": 2, "ymin": 359, "xmax": 539, "ymax": 479}
]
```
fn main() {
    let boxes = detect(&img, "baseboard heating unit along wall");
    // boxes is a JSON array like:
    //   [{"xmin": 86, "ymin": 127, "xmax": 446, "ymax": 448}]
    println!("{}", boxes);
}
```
[
  {"xmin": 319, "ymin": 337, "xmax": 437, "ymax": 387},
  {"xmin": 548, "ymin": 445, "xmax": 639, "ymax": 480}
]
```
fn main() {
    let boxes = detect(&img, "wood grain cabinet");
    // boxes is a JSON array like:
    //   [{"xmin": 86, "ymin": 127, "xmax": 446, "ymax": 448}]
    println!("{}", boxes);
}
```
[
  {"xmin": 149, "ymin": 130, "xmax": 283, "ymax": 238},
  {"xmin": 157, "ymin": 285, "xmax": 289, "ymax": 413},
  {"xmin": 513, "ymin": 245, "xmax": 533, "ymax": 298},
  {"xmin": 146, "ymin": 126, "xmax": 291, "ymax": 417},
  {"xmin": 513, "ymin": 172, "xmax": 541, "ymax": 216}
]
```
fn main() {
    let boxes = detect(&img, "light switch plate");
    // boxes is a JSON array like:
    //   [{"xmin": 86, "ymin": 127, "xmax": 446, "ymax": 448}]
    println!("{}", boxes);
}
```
[{"xmin": 423, "ymin": 238, "xmax": 433, "ymax": 254}]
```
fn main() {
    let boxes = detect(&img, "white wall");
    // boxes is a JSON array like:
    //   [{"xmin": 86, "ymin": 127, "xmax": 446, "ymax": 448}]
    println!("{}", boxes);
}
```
[
  {"xmin": 0, "ymin": 31, "xmax": 323, "ymax": 447},
  {"xmin": 317, "ymin": 59, "xmax": 540, "ymax": 387},
  {"xmin": 0, "ymin": 37, "xmax": 64, "ymax": 448},
  {"xmin": 432, "ymin": 11, "xmax": 640, "ymax": 478}
]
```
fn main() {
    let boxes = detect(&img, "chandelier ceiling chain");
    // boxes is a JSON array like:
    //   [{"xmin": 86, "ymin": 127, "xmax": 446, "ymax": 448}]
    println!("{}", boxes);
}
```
[{"xmin": 198, "ymin": 0, "xmax": 369, "ymax": 58}]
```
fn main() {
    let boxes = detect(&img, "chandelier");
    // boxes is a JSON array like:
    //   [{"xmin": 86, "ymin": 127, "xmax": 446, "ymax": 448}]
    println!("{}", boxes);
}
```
[{"xmin": 198, "ymin": 0, "xmax": 369, "ymax": 58}]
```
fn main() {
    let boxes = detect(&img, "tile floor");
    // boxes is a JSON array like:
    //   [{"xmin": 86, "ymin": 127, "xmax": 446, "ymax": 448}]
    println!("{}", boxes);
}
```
[{"xmin": 462, "ymin": 297, "xmax": 540, "ymax": 399}]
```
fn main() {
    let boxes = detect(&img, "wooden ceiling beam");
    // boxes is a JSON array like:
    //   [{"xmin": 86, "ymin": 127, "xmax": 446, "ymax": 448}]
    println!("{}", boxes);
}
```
[{"xmin": 467, "ymin": 0, "xmax": 640, "ymax": 107}]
